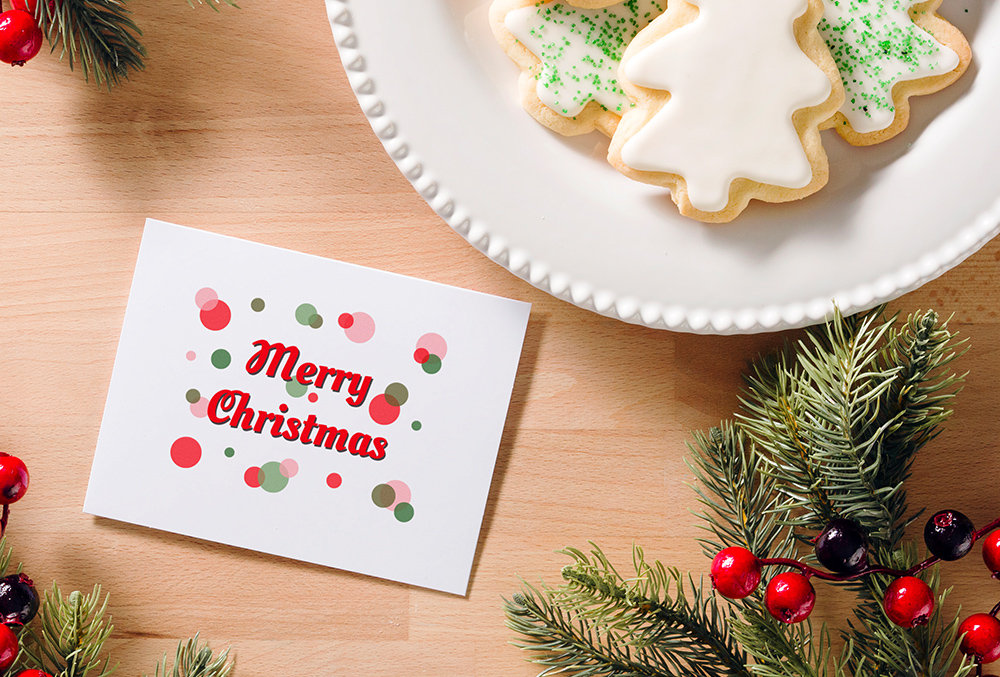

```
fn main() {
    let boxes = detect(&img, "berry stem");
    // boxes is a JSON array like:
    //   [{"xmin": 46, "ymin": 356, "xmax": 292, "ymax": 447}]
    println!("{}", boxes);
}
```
[{"xmin": 758, "ymin": 557, "xmax": 906, "ymax": 581}]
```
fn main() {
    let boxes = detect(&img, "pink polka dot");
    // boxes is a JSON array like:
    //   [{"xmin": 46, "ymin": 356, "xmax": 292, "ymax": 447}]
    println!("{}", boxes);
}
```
[
  {"xmin": 344, "ymin": 312, "xmax": 376, "ymax": 343},
  {"xmin": 170, "ymin": 437, "xmax": 202, "ymax": 468},
  {"xmin": 308, "ymin": 392, "xmax": 318, "ymax": 403},
  {"xmin": 413, "ymin": 348, "xmax": 429, "ymax": 364},
  {"xmin": 195, "ymin": 287, "xmax": 218, "ymax": 310},
  {"xmin": 338, "ymin": 313, "xmax": 354, "ymax": 329},
  {"xmin": 279, "ymin": 459, "xmax": 299, "ymax": 478},
  {"xmin": 186, "ymin": 351, "xmax": 196, "ymax": 361},
  {"xmin": 369, "ymin": 394, "xmax": 400, "ymax": 425},
  {"xmin": 200, "ymin": 300, "xmax": 231, "ymax": 331},
  {"xmin": 190, "ymin": 397, "xmax": 209, "ymax": 418},
  {"xmin": 326, "ymin": 473, "xmax": 343, "ymax": 489},
  {"xmin": 244, "ymin": 466, "xmax": 262, "ymax": 488},
  {"xmin": 386, "ymin": 480, "xmax": 411, "ymax": 510},
  {"xmin": 416, "ymin": 333, "xmax": 447, "ymax": 359}
]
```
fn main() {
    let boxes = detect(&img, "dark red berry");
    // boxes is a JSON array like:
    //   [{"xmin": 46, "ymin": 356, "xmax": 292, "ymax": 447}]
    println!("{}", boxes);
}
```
[
  {"xmin": 0, "ymin": 10, "xmax": 42, "ymax": 66},
  {"xmin": 924, "ymin": 509, "xmax": 976, "ymax": 561},
  {"xmin": 15, "ymin": 670, "xmax": 54, "ymax": 677},
  {"xmin": 815, "ymin": 518, "xmax": 868, "ymax": 574},
  {"xmin": 710, "ymin": 547, "xmax": 761, "ymax": 599},
  {"xmin": 765, "ymin": 572, "xmax": 815, "ymax": 624},
  {"xmin": 883, "ymin": 576, "xmax": 935, "ymax": 628},
  {"xmin": 959, "ymin": 613, "xmax": 1000, "ymax": 664},
  {"xmin": 0, "ymin": 573, "xmax": 38, "ymax": 625},
  {"xmin": 0, "ymin": 623, "xmax": 17, "ymax": 672},
  {"xmin": 983, "ymin": 531, "xmax": 1000, "ymax": 578},
  {"xmin": 0, "ymin": 455, "xmax": 28, "ymax": 505}
]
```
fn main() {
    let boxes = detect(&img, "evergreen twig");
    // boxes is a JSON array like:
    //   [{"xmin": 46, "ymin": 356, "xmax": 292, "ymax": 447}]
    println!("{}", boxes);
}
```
[
  {"xmin": 17, "ymin": 584, "xmax": 116, "ymax": 677},
  {"xmin": 505, "ymin": 306, "xmax": 971, "ymax": 677},
  {"xmin": 146, "ymin": 634, "xmax": 234, "ymax": 677}
]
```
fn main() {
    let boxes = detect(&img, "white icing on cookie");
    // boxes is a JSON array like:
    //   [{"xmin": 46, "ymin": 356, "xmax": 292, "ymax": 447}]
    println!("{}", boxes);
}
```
[
  {"xmin": 619, "ymin": 0, "xmax": 832, "ymax": 212},
  {"xmin": 819, "ymin": 0, "xmax": 960, "ymax": 133},
  {"xmin": 505, "ymin": 0, "xmax": 665, "ymax": 118}
]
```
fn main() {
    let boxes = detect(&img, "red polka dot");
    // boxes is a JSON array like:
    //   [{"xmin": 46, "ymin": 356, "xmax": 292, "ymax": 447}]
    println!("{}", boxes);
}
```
[
  {"xmin": 244, "ymin": 466, "xmax": 262, "ymax": 488},
  {"xmin": 170, "ymin": 437, "xmax": 202, "ymax": 468},
  {"xmin": 326, "ymin": 473, "xmax": 343, "ymax": 489},
  {"xmin": 368, "ymin": 394, "xmax": 401, "ymax": 425},
  {"xmin": 200, "ymin": 300, "xmax": 231, "ymax": 331},
  {"xmin": 338, "ymin": 313, "xmax": 354, "ymax": 328},
  {"xmin": 414, "ymin": 348, "xmax": 429, "ymax": 364},
  {"xmin": 308, "ymin": 392, "xmax": 318, "ymax": 403}
]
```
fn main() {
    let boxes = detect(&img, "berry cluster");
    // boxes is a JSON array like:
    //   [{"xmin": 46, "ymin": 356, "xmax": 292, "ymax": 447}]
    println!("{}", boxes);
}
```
[
  {"xmin": 711, "ymin": 510, "xmax": 1000, "ymax": 674},
  {"xmin": 0, "ymin": 0, "xmax": 44, "ymax": 67},
  {"xmin": 0, "ymin": 452, "xmax": 51, "ymax": 677}
]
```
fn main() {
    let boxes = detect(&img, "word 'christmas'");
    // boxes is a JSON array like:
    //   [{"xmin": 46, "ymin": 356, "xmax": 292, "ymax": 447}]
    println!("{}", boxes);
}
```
[{"xmin": 208, "ymin": 389, "xmax": 387, "ymax": 461}]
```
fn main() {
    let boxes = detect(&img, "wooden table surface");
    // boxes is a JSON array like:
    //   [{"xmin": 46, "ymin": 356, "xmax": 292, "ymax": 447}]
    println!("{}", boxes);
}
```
[{"xmin": 1, "ymin": 2, "xmax": 999, "ymax": 675}]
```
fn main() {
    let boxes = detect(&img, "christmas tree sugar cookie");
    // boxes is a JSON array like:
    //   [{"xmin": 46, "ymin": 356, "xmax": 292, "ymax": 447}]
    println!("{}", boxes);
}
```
[
  {"xmin": 607, "ymin": 0, "xmax": 844, "ymax": 223},
  {"xmin": 490, "ymin": 0, "xmax": 666, "ymax": 137},
  {"xmin": 819, "ymin": 0, "xmax": 970, "ymax": 146}
]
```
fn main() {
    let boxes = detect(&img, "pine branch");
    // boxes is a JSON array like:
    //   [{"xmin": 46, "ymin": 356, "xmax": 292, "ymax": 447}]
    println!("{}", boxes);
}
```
[
  {"xmin": 146, "ymin": 634, "xmax": 233, "ymax": 677},
  {"xmin": 31, "ymin": 0, "xmax": 146, "ymax": 88},
  {"xmin": 186, "ymin": 0, "xmax": 239, "ymax": 11},
  {"xmin": 874, "ymin": 310, "xmax": 966, "ymax": 546},
  {"xmin": 17, "ymin": 584, "xmax": 116, "ymax": 677},
  {"xmin": 687, "ymin": 423, "xmax": 826, "ymax": 677},
  {"xmin": 505, "ymin": 545, "xmax": 749, "ymax": 677}
]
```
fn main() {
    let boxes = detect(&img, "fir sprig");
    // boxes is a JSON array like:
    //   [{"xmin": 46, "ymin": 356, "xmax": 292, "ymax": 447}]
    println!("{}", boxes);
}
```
[
  {"xmin": 25, "ymin": 0, "xmax": 235, "ymax": 88},
  {"xmin": 505, "ymin": 544, "xmax": 748, "ymax": 677},
  {"xmin": 146, "ymin": 634, "xmax": 234, "ymax": 677},
  {"xmin": 505, "ymin": 306, "xmax": 972, "ymax": 677},
  {"xmin": 17, "ymin": 584, "xmax": 116, "ymax": 677}
]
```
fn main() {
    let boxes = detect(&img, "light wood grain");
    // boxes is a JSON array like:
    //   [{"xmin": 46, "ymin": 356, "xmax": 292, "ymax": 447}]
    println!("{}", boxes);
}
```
[{"xmin": 1, "ymin": 2, "xmax": 998, "ymax": 675}]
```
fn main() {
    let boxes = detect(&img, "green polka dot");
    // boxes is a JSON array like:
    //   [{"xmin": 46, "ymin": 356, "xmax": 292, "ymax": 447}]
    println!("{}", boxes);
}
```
[
  {"xmin": 211, "ymin": 349, "xmax": 231, "ymax": 369},
  {"xmin": 185, "ymin": 388, "xmax": 201, "ymax": 404},
  {"xmin": 259, "ymin": 461, "xmax": 289, "ymax": 493},
  {"xmin": 372, "ymin": 483, "xmax": 395, "ymax": 508},
  {"xmin": 394, "ymin": 503, "xmax": 414, "ymax": 523},
  {"xmin": 295, "ymin": 303, "xmax": 318, "ymax": 326},
  {"xmin": 385, "ymin": 382, "xmax": 409, "ymax": 407},
  {"xmin": 411, "ymin": 421, "xmax": 421, "ymax": 431},
  {"xmin": 285, "ymin": 380, "xmax": 307, "ymax": 398},
  {"xmin": 224, "ymin": 447, "xmax": 235, "ymax": 458},
  {"xmin": 309, "ymin": 314, "xmax": 324, "ymax": 329},
  {"xmin": 251, "ymin": 298, "xmax": 265, "ymax": 312},
  {"xmin": 421, "ymin": 355, "xmax": 442, "ymax": 374}
]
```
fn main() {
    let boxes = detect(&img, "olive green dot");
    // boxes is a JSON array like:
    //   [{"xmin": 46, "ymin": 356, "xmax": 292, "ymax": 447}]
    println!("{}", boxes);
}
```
[
  {"xmin": 185, "ymin": 388, "xmax": 201, "ymax": 404},
  {"xmin": 309, "ymin": 314, "xmax": 324, "ymax": 329},
  {"xmin": 385, "ymin": 382, "xmax": 409, "ymax": 407},
  {"xmin": 250, "ymin": 298, "xmax": 265, "ymax": 312},
  {"xmin": 372, "ymin": 483, "xmax": 395, "ymax": 508}
]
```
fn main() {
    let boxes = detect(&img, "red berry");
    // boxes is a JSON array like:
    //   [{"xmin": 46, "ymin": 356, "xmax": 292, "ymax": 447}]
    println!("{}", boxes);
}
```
[
  {"xmin": 15, "ymin": 671, "xmax": 54, "ymax": 677},
  {"xmin": 0, "ymin": 455, "xmax": 28, "ymax": 504},
  {"xmin": 959, "ymin": 613, "xmax": 1000, "ymax": 663},
  {"xmin": 883, "ymin": 576, "xmax": 935, "ymax": 628},
  {"xmin": 765, "ymin": 572, "xmax": 816, "ymax": 624},
  {"xmin": 983, "ymin": 531, "xmax": 1000, "ymax": 578},
  {"xmin": 710, "ymin": 547, "xmax": 761, "ymax": 599},
  {"xmin": 0, "ymin": 623, "xmax": 17, "ymax": 672},
  {"xmin": 0, "ymin": 10, "xmax": 42, "ymax": 66}
]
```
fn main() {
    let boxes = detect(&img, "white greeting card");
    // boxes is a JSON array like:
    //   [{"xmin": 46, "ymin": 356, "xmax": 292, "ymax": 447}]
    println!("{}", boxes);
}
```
[{"xmin": 84, "ymin": 219, "xmax": 530, "ymax": 595}]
